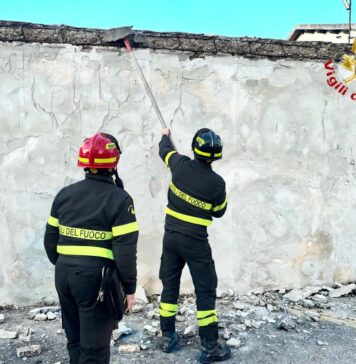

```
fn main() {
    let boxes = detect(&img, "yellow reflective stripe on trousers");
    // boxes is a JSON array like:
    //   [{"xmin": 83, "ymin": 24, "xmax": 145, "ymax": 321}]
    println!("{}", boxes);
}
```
[
  {"xmin": 57, "ymin": 245, "xmax": 114, "ymax": 260},
  {"xmin": 198, "ymin": 315, "xmax": 218, "ymax": 327},
  {"xmin": 197, "ymin": 310, "xmax": 216, "ymax": 319},
  {"xmin": 166, "ymin": 208, "xmax": 212, "ymax": 226},
  {"xmin": 197, "ymin": 310, "xmax": 218, "ymax": 327},
  {"xmin": 212, "ymin": 198, "xmax": 227, "ymax": 212},
  {"xmin": 48, "ymin": 216, "xmax": 59, "ymax": 227},
  {"xmin": 160, "ymin": 302, "xmax": 178, "ymax": 312},
  {"xmin": 165, "ymin": 151, "xmax": 177, "ymax": 167},
  {"xmin": 160, "ymin": 309, "xmax": 176, "ymax": 317},
  {"xmin": 160, "ymin": 302, "xmax": 178, "ymax": 317},
  {"xmin": 169, "ymin": 182, "xmax": 212, "ymax": 211},
  {"xmin": 112, "ymin": 221, "xmax": 139, "ymax": 237},
  {"xmin": 59, "ymin": 225, "xmax": 112, "ymax": 240},
  {"xmin": 194, "ymin": 148, "xmax": 211, "ymax": 157}
]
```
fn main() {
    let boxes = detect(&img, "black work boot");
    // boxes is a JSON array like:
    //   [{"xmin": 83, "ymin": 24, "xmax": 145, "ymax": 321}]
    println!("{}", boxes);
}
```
[
  {"xmin": 199, "ymin": 339, "xmax": 231, "ymax": 363},
  {"xmin": 162, "ymin": 331, "xmax": 179, "ymax": 353}
]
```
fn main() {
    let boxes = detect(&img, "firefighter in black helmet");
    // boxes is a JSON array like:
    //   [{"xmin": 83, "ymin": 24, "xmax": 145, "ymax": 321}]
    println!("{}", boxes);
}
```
[
  {"xmin": 158, "ymin": 128, "xmax": 231, "ymax": 363},
  {"xmin": 44, "ymin": 133, "xmax": 138, "ymax": 364}
]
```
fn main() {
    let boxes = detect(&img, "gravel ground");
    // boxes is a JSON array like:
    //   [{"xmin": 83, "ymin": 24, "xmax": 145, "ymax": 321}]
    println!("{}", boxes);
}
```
[{"xmin": 0, "ymin": 291, "xmax": 355, "ymax": 364}]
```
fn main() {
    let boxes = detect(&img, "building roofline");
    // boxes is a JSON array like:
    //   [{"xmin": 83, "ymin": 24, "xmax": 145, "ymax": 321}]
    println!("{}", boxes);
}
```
[
  {"xmin": 288, "ymin": 23, "xmax": 356, "ymax": 41},
  {"xmin": 0, "ymin": 20, "xmax": 353, "ymax": 62}
]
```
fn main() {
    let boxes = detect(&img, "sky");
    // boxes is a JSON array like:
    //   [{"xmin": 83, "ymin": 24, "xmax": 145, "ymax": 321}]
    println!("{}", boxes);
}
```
[{"xmin": 0, "ymin": 0, "xmax": 353, "ymax": 40}]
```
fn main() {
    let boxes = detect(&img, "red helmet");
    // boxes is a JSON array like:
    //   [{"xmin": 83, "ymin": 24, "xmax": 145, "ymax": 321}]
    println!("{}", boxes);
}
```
[{"xmin": 77, "ymin": 133, "xmax": 120, "ymax": 169}]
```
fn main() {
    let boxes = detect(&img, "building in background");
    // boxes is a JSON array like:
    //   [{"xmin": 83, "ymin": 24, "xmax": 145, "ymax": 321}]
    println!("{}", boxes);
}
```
[{"xmin": 289, "ymin": 24, "xmax": 356, "ymax": 43}]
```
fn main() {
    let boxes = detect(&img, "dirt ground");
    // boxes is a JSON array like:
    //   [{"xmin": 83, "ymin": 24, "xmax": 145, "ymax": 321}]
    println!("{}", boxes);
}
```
[{"xmin": 0, "ymin": 293, "xmax": 355, "ymax": 364}]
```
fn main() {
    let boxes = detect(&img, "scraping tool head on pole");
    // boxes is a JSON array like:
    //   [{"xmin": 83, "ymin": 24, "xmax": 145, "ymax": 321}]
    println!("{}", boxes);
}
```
[{"xmin": 102, "ymin": 26, "xmax": 133, "ymax": 42}]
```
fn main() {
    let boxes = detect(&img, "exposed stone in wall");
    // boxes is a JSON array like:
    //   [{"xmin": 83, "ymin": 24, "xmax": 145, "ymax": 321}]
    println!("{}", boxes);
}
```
[{"xmin": 0, "ymin": 20, "xmax": 353, "ymax": 61}]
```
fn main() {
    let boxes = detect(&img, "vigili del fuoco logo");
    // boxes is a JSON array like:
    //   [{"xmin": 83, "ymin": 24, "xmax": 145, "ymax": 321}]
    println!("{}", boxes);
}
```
[{"xmin": 324, "ymin": 39, "xmax": 356, "ymax": 101}]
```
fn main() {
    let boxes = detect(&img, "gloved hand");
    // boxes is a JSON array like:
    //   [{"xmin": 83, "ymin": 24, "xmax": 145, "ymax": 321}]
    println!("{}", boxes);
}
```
[{"xmin": 161, "ymin": 128, "xmax": 170, "ymax": 136}]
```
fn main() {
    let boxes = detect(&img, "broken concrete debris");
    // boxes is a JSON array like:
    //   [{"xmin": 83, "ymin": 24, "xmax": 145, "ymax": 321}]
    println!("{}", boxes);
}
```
[
  {"xmin": 118, "ymin": 344, "xmax": 140, "ymax": 353},
  {"xmin": 229, "ymin": 323, "xmax": 247, "ymax": 332},
  {"xmin": 226, "ymin": 338, "xmax": 242, "ymax": 348},
  {"xmin": 34, "ymin": 313, "xmax": 47, "ymax": 321},
  {"xmin": 223, "ymin": 328, "xmax": 232, "ymax": 339},
  {"xmin": 112, "ymin": 322, "xmax": 133, "ymax": 341},
  {"xmin": 47, "ymin": 311, "xmax": 57, "ymax": 320},
  {"xmin": 16, "ymin": 344, "xmax": 41, "ymax": 358},
  {"xmin": 29, "ymin": 306, "xmax": 61, "ymax": 320},
  {"xmin": 283, "ymin": 286, "xmax": 322, "ymax": 302},
  {"xmin": 278, "ymin": 316, "xmax": 297, "ymax": 331},
  {"xmin": 0, "ymin": 314, "xmax": 4, "ymax": 323},
  {"xmin": 0, "ymin": 329, "xmax": 18, "ymax": 339},
  {"xmin": 146, "ymin": 309, "xmax": 159, "ymax": 320},
  {"xmin": 183, "ymin": 324, "xmax": 196, "ymax": 338},
  {"xmin": 0, "ymin": 283, "xmax": 355, "ymax": 362},
  {"xmin": 19, "ymin": 328, "xmax": 33, "ymax": 342},
  {"xmin": 132, "ymin": 304, "xmax": 143, "ymax": 313},
  {"xmin": 329, "ymin": 283, "xmax": 356, "ymax": 298},
  {"xmin": 144, "ymin": 324, "xmax": 159, "ymax": 336}
]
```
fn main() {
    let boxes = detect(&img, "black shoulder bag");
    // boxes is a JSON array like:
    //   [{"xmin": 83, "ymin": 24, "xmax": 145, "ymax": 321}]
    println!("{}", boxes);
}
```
[{"xmin": 98, "ymin": 266, "xmax": 128, "ymax": 321}]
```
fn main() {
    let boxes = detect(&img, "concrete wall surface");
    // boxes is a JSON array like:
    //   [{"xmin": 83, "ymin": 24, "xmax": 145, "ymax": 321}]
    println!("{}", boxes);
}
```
[{"xmin": 0, "ymin": 39, "xmax": 356, "ymax": 305}]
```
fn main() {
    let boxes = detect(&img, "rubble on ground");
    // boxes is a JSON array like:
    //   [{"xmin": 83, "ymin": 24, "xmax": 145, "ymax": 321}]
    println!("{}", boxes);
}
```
[
  {"xmin": 16, "ymin": 344, "xmax": 41, "ymax": 358},
  {"xmin": 329, "ymin": 283, "xmax": 356, "ymax": 298},
  {"xmin": 118, "ymin": 343, "xmax": 140, "ymax": 353},
  {"xmin": 0, "ymin": 329, "xmax": 18, "ymax": 339},
  {"xmin": 0, "ymin": 282, "xmax": 355, "ymax": 363}
]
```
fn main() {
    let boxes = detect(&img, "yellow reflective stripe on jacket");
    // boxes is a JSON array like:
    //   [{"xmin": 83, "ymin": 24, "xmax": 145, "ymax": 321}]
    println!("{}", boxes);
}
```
[
  {"xmin": 112, "ymin": 222, "xmax": 139, "ymax": 237},
  {"xmin": 194, "ymin": 148, "xmax": 211, "ymax": 157},
  {"xmin": 159, "ymin": 302, "xmax": 178, "ymax": 317},
  {"xmin": 170, "ymin": 182, "xmax": 212, "ymax": 211},
  {"xmin": 166, "ymin": 208, "xmax": 212, "ymax": 227},
  {"xmin": 59, "ymin": 225, "xmax": 113, "ymax": 240},
  {"xmin": 94, "ymin": 157, "xmax": 117, "ymax": 164},
  {"xmin": 197, "ymin": 310, "xmax": 218, "ymax": 327},
  {"xmin": 57, "ymin": 245, "xmax": 114, "ymax": 260},
  {"xmin": 212, "ymin": 198, "xmax": 227, "ymax": 212},
  {"xmin": 165, "ymin": 151, "xmax": 177, "ymax": 167},
  {"xmin": 78, "ymin": 157, "xmax": 89, "ymax": 163},
  {"xmin": 48, "ymin": 216, "xmax": 59, "ymax": 227}
]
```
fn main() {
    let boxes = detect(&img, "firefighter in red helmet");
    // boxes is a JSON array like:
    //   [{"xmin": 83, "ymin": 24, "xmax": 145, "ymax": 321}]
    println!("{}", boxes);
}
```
[{"xmin": 44, "ymin": 133, "xmax": 138, "ymax": 364}]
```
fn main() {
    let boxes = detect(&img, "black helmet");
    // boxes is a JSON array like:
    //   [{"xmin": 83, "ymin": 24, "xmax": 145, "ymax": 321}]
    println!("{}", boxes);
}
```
[{"xmin": 191, "ymin": 128, "xmax": 223, "ymax": 161}]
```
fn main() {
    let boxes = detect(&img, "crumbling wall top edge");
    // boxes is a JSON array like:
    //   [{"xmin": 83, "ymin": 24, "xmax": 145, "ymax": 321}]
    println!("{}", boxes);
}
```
[{"xmin": 0, "ymin": 20, "xmax": 352, "ymax": 61}]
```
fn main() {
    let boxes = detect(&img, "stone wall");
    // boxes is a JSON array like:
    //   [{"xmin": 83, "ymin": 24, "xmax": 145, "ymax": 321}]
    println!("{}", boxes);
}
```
[{"xmin": 0, "ymin": 22, "xmax": 355, "ymax": 305}]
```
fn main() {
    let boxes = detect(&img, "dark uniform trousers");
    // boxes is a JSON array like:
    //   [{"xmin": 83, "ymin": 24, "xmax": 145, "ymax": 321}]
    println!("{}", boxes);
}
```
[
  {"xmin": 159, "ymin": 231, "xmax": 218, "ymax": 341},
  {"xmin": 55, "ymin": 258, "xmax": 115, "ymax": 364}
]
